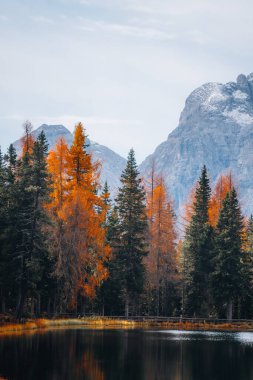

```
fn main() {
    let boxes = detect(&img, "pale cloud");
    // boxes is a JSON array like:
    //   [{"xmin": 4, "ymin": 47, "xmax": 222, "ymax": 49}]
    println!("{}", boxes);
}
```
[
  {"xmin": 31, "ymin": 16, "xmax": 54, "ymax": 25},
  {"xmin": 22, "ymin": 114, "xmax": 142, "ymax": 131},
  {"xmin": 1, "ymin": 0, "xmax": 253, "ymax": 162},
  {"xmin": 78, "ymin": 19, "xmax": 175, "ymax": 40}
]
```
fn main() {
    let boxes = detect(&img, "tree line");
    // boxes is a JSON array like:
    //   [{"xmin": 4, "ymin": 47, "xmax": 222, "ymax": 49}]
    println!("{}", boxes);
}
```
[{"xmin": 0, "ymin": 122, "xmax": 252, "ymax": 320}]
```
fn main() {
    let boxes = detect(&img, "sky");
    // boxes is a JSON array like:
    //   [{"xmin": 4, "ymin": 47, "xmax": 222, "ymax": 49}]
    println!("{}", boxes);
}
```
[{"xmin": 1, "ymin": 0, "xmax": 253, "ymax": 162}]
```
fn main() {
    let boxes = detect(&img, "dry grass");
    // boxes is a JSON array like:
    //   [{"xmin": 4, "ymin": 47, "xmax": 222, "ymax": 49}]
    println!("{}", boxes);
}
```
[
  {"xmin": 1, "ymin": 318, "xmax": 253, "ymax": 336},
  {"xmin": 0, "ymin": 317, "xmax": 136, "ymax": 335}
]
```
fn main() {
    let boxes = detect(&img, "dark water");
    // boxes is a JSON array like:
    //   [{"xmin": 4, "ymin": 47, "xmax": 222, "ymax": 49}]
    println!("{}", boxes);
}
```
[{"xmin": 1, "ymin": 329, "xmax": 253, "ymax": 380}]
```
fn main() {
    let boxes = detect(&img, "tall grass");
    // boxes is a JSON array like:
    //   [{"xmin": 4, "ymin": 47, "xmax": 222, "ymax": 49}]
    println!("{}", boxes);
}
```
[{"xmin": 0, "ymin": 317, "xmax": 253, "ymax": 335}]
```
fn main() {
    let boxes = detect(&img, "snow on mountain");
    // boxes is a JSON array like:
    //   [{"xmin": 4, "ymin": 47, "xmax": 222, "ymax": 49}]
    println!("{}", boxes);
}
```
[{"xmin": 140, "ymin": 73, "xmax": 253, "ymax": 216}]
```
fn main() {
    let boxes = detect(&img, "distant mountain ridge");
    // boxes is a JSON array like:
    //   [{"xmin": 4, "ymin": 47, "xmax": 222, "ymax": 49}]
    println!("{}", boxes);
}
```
[
  {"xmin": 13, "ymin": 124, "xmax": 127, "ymax": 194},
  {"xmin": 140, "ymin": 73, "xmax": 253, "ymax": 215},
  {"xmin": 12, "ymin": 72, "xmax": 253, "ymax": 213}
]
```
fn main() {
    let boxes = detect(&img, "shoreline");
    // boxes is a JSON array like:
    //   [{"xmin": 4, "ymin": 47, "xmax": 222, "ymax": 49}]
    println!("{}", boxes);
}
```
[{"xmin": 1, "ymin": 317, "xmax": 253, "ymax": 336}]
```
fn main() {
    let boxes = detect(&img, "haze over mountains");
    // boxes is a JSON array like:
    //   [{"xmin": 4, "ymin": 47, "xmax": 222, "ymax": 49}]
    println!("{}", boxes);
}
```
[{"xmin": 12, "ymin": 72, "xmax": 253, "ymax": 214}]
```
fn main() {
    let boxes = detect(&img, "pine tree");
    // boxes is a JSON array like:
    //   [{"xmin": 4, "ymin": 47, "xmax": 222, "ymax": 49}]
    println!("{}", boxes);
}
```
[
  {"xmin": 183, "ymin": 165, "xmax": 214, "ymax": 317},
  {"xmin": 246, "ymin": 215, "xmax": 253, "ymax": 257},
  {"xmin": 241, "ymin": 215, "xmax": 253, "ymax": 317},
  {"xmin": 29, "ymin": 131, "xmax": 52, "ymax": 314},
  {"xmin": 0, "ymin": 147, "xmax": 7, "ymax": 312},
  {"xmin": 212, "ymin": 189, "xmax": 244, "ymax": 320},
  {"xmin": 115, "ymin": 149, "xmax": 148, "ymax": 316},
  {"xmin": 0, "ymin": 144, "xmax": 19, "ymax": 313},
  {"xmin": 97, "ymin": 206, "xmax": 123, "ymax": 315},
  {"xmin": 239, "ymin": 212, "xmax": 253, "ymax": 319},
  {"xmin": 101, "ymin": 181, "xmax": 111, "ymax": 228},
  {"xmin": 14, "ymin": 130, "xmax": 51, "ymax": 317}
]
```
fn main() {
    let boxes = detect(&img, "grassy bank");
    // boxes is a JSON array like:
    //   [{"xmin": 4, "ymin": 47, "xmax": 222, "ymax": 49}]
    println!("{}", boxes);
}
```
[{"xmin": 1, "ymin": 317, "xmax": 253, "ymax": 335}]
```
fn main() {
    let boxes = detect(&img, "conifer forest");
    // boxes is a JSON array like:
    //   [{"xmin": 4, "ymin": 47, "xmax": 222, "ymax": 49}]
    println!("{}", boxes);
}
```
[{"xmin": 1, "ymin": 121, "xmax": 253, "ymax": 321}]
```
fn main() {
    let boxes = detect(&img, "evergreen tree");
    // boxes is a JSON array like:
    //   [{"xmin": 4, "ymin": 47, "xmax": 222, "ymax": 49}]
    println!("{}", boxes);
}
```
[
  {"xmin": 212, "ymin": 189, "xmax": 244, "ymax": 320},
  {"xmin": 0, "ymin": 145, "xmax": 19, "ymax": 313},
  {"xmin": 247, "ymin": 215, "xmax": 253, "ymax": 249},
  {"xmin": 98, "ymin": 207, "xmax": 124, "ymax": 315},
  {"xmin": 101, "ymin": 181, "xmax": 111, "ymax": 227},
  {"xmin": 0, "ymin": 147, "xmax": 6, "ymax": 312},
  {"xmin": 184, "ymin": 165, "xmax": 214, "ymax": 317},
  {"xmin": 14, "ymin": 131, "xmax": 51, "ymax": 317},
  {"xmin": 241, "ymin": 215, "xmax": 253, "ymax": 317},
  {"xmin": 115, "ymin": 149, "xmax": 148, "ymax": 316}
]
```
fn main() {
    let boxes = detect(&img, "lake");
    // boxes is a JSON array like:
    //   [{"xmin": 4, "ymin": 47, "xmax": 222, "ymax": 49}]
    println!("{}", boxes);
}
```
[{"xmin": 0, "ymin": 328, "xmax": 253, "ymax": 380}]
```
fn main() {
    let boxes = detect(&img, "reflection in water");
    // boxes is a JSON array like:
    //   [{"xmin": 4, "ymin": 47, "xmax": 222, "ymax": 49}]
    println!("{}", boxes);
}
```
[{"xmin": 1, "ymin": 329, "xmax": 253, "ymax": 380}]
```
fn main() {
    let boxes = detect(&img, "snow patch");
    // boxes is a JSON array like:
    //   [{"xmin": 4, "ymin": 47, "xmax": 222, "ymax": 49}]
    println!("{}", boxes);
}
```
[
  {"xmin": 223, "ymin": 109, "xmax": 253, "ymax": 125},
  {"xmin": 233, "ymin": 90, "xmax": 248, "ymax": 100},
  {"xmin": 202, "ymin": 83, "xmax": 228, "ymax": 111}
]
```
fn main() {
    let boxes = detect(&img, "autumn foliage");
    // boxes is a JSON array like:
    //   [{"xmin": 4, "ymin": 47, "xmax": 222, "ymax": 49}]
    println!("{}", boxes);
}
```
[
  {"xmin": 47, "ymin": 123, "xmax": 111, "ymax": 308},
  {"xmin": 145, "ymin": 176, "xmax": 179, "ymax": 314},
  {"xmin": 184, "ymin": 173, "xmax": 235, "ymax": 227},
  {"xmin": 209, "ymin": 174, "xmax": 234, "ymax": 227},
  {"xmin": 2, "ymin": 120, "xmax": 253, "ymax": 320}
]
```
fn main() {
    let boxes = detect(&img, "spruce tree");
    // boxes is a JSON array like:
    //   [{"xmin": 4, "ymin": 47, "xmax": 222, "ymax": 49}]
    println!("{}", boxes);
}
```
[
  {"xmin": 101, "ymin": 181, "xmax": 111, "ymax": 225},
  {"xmin": 30, "ymin": 131, "xmax": 53, "ymax": 313},
  {"xmin": 184, "ymin": 165, "xmax": 214, "ymax": 317},
  {"xmin": 212, "ymin": 189, "xmax": 244, "ymax": 320},
  {"xmin": 241, "ymin": 215, "xmax": 253, "ymax": 317},
  {"xmin": 115, "ymin": 149, "xmax": 148, "ymax": 316},
  {"xmin": 0, "ymin": 147, "xmax": 6, "ymax": 312},
  {"xmin": 14, "ymin": 131, "xmax": 51, "ymax": 317},
  {"xmin": 0, "ymin": 145, "xmax": 19, "ymax": 313},
  {"xmin": 99, "ymin": 207, "xmax": 124, "ymax": 315}
]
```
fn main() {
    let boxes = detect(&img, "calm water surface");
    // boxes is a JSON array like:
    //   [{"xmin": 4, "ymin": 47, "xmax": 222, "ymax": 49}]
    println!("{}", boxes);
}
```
[{"xmin": 0, "ymin": 328, "xmax": 253, "ymax": 380}]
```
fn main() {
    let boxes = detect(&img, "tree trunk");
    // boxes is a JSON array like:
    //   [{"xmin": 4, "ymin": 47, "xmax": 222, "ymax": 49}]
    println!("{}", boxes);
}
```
[
  {"xmin": 31, "ymin": 297, "xmax": 34, "ymax": 316},
  {"xmin": 82, "ymin": 302, "xmax": 86, "ymax": 316},
  {"xmin": 53, "ymin": 295, "xmax": 56, "ymax": 316},
  {"xmin": 1, "ymin": 296, "xmax": 5, "ymax": 314},
  {"xmin": 16, "ymin": 288, "xmax": 25, "ymax": 320},
  {"xmin": 37, "ymin": 294, "xmax": 41, "ymax": 316},
  {"xmin": 125, "ymin": 294, "xmax": 129, "ymax": 318},
  {"xmin": 47, "ymin": 297, "xmax": 51, "ymax": 315},
  {"xmin": 156, "ymin": 285, "xmax": 160, "ymax": 317},
  {"xmin": 227, "ymin": 299, "xmax": 233, "ymax": 321},
  {"xmin": 16, "ymin": 253, "xmax": 25, "ymax": 320}
]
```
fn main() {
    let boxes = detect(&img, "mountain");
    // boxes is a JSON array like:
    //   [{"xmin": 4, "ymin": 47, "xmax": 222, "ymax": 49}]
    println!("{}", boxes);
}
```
[
  {"xmin": 140, "ymin": 73, "xmax": 253, "ymax": 215},
  {"xmin": 13, "ymin": 124, "xmax": 126, "ymax": 194}
]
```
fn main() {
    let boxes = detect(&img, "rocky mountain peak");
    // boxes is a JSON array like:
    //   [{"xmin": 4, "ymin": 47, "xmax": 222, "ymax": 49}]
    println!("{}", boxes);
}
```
[{"xmin": 140, "ymin": 73, "xmax": 253, "ymax": 215}]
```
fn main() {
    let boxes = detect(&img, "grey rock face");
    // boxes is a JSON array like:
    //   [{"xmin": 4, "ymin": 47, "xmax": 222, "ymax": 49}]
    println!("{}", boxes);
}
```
[
  {"xmin": 13, "ymin": 124, "xmax": 126, "ymax": 195},
  {"xmin": 140, "ymin": 73, "xmax": 253, "ymax": 215}
]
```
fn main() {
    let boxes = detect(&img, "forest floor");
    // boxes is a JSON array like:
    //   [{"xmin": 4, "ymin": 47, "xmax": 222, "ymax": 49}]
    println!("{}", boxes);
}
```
[{"xmin": 1, "ymin": 317, "xmax": 253, "ymax": 335}]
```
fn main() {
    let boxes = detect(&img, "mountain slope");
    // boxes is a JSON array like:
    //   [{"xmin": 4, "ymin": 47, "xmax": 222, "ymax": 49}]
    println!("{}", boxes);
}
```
[
  {"xmin": 140, "ymin": 73, "xmax": 253, "ymax": 215},
  {"xmin": 13, "ymin": 124, "xmax": 126, "ymax": 194}
]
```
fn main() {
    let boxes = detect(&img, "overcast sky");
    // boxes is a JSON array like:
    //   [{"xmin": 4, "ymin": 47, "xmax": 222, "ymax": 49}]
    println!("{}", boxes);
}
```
[{"xmin": 1, "ymin": 0, "xmax": 253, "ymax": 162}]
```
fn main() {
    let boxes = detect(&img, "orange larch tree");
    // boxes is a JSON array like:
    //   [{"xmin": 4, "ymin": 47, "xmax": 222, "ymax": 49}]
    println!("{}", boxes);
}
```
[
  {"xmin": 145, "ymin": 177, "xmax": 178, "ymax": 315},
  {"xmin": 46, "ymin": 137, "xmax": 69, "ymax": 309},
  {"xmin": 183, "ymin": 184, "xmax": 197, "ymax": 224},
  {"xmin": 209, "ymin": 173, "xmax": 234, "ymax": 227},
  {"xmin": 48, "ymin": 123, "xmax": 111, "ymax": 310}
]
